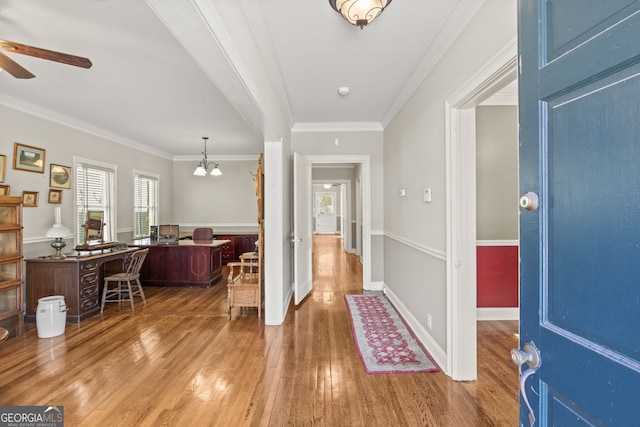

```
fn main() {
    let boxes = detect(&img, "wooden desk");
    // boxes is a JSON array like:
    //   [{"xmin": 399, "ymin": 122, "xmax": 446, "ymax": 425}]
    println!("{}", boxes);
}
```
[
  {"xmin": 25, "ymin": 248, "xmax": 138, "ymax": 323},
  {"xmin": 130, "ymin": 239, "xmax": 229, "ymax": 287}
]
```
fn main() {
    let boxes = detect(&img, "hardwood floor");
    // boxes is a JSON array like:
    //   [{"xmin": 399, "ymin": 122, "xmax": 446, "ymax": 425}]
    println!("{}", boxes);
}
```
[{"xmin": 0, "ymin": 235, "xmax": 518, "ymax": 426}]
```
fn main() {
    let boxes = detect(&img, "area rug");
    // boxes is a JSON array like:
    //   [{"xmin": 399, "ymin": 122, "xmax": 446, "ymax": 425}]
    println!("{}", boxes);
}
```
[{"xmin": 345, "ymin": 294, "xmax": 439, "ymax": 374}]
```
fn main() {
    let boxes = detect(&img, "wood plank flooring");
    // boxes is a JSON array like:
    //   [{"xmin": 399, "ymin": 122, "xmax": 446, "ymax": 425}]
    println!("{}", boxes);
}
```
[{"xmin": 0, "ymin": 235, "xmax": 518, "ymax": 426}]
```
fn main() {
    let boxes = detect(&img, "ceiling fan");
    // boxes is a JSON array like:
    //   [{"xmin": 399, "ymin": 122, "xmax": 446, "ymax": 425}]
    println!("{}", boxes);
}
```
[{"xmin": 0, "ymin": 39, "xmax": 92, "ymax": 79}]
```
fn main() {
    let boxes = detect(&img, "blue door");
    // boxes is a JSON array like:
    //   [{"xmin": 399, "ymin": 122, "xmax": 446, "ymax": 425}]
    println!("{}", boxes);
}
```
[{"xmin": 518, "ymin": 1, "xmax": 640, "ymax": 425}]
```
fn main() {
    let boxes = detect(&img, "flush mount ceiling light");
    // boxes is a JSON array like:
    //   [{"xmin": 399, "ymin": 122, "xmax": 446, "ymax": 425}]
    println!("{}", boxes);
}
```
[
  {"xmin": 328, "ymin": 0, "xmax": 392, "ymax": 29},
  {"xmin": 193, "ymin": 137, "xmax": 223, "ymax": 177}
]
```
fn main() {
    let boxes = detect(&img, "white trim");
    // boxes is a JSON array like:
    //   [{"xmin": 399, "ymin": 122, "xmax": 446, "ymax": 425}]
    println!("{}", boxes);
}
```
[
  {"xmin": 0, "ymin": 93, "xmax": 174, "ymax": 160},
  {"xmin": 305, "ymin": 155, "xmax": 371, "ymax": 291},
  {"xmin": 444, "ymin": 38, "xmax": 518, "ymax": 381},
  {"xmin": 476, "ymin": 240, "xmax": 519, "ymax": 246},
  {"xmin": 381, "ymin": 0, "xmax": 487, "ymax": 127},
  {"xmin": 292, "ymin": 122, "xmax": 383, "ymax": 132},
  {"xmin": 385, "ymin": 231, "xmax": 447, "ymax": 261},
  {"xmin": 173, "ymin": 154, "xmax": 260, "ymax": 162},
  {"xmin": 177, "ymin": 222, "xmax": 259, "ymax": 228},
  {"xmin": 384, "ymin": 285, "xmax": 447, "ymax": 371},
  {"xmin": 477, "ymin": 308, "xmax": 519, "ymax": 321}
]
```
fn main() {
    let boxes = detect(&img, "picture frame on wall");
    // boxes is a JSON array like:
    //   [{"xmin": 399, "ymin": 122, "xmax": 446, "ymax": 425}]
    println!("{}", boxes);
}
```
[
  {"xmin": 48, "ymin": 189, "xmax": 62, "ymax": 204},
  {"xmin": 0, "ymin": 155, "xmax": 6, "ymax": 182},
  {"xmin": 13, "ymin": 143, "xmax": 46, "ymax": 173},
  {"xmin": 0, "ymin": 185, "xmax": 9, "ymax": 196},
  {"xmin": 50, "ymin": 164, "xmax": 72, "ymax": 189},
  {"xmin": 22, "ymin": 191, "xmax": 38, "ymax": 207}
]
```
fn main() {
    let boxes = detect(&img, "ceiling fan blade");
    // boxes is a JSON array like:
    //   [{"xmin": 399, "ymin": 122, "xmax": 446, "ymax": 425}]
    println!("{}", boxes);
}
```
[
  {"xmin": 0, "ymin": 50, "xmax": 34, "ymax": 78},
  {"xmin": 0, "ymin": 40, "xmax": 92, "ymax": 69}
]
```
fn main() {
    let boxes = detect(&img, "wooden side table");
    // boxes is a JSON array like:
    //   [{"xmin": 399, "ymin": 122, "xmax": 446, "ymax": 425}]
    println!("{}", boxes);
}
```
[{"xmin": 227, "ymin": 260, "xmax": 261, "ymax": 319}]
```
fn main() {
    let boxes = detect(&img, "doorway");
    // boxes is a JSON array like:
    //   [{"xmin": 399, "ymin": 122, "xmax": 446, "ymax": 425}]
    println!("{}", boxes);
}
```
[
  {"xmin": 305, "ymin": 155, "xmax": 370, "ymax": 290},
  {"xmin": 445, "ymin": 39, "xmax": 518, "ymax": 380}
]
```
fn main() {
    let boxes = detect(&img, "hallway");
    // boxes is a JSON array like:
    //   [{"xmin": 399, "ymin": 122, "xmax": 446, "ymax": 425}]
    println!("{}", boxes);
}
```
[{"xmin": 0, "ymin": 235, "xmax": 518, "ymax": 426}]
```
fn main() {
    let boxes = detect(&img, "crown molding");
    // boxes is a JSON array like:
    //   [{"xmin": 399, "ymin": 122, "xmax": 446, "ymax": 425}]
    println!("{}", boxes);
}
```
[
  {"xmin": 382, "ymin": 0, "xmax": 486, "ymax": 127},
  {"xmin": 0, "ymin": 92, "xmax": 174, "ymax": 160},
  {"xmin": 292, "ymin": 122, "xmax": 383, "ymax": 133},
  {"xmin": 174, "ymin": 154, "xmax": 260, "ymax": 162}
]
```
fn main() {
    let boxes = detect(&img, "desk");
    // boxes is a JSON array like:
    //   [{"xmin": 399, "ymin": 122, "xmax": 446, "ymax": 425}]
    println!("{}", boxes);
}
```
[
  {"xmin": 25, "ymin": 248, "xmax": 138, "ymax": 323},
  {"xmin": 130, "ymin": 239, "xmax": 229, "ymax": 287}
]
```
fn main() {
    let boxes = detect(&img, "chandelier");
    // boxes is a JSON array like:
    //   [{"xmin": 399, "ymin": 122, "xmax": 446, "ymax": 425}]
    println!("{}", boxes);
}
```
[
  {"xmin": 328, "ymin": 0, "xmax": 392, "ymax": 29},
  {"xmin": 193, "ymin": 137, "xmax": 222, "ymax": 176}
]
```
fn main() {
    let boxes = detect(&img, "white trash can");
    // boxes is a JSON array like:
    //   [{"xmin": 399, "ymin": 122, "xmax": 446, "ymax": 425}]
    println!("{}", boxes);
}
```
[{"xmin": 36, "ymin": 296, "xmax": 67, "ymax": 338}]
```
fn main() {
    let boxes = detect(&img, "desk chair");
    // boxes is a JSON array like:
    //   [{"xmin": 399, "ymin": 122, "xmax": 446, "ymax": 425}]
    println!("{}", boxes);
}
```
[
  {"xmin": 192, "ymin": 227, "xmax": 214, "ymax": 243},
  {"xmin": 101, "ymin": 248, "xmax": 149, "ymax": 313}
]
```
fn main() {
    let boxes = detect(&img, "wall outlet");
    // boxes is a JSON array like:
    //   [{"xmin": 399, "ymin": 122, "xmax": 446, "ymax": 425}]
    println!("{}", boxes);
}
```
[{"xmin": 427, "ymin": 313, "xmax": 432, "ymax": 329}]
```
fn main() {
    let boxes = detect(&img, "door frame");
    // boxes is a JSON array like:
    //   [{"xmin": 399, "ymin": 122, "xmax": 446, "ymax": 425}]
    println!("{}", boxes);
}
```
[
  {"xmin": 444, "ymin": 39, "xmax": 517, "ymax": 380},
  {"xmin": 306, "ymin": 155, "xmax": 371, "ymax": 290},
  {"xmin": 313, "ymin": 179, "xmax": 352, "ymax": 250}
]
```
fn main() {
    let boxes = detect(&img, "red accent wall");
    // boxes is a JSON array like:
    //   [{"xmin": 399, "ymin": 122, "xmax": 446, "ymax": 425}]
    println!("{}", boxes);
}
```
[{"xmin": 477, "ymin": 246, "xmax": 519, "ymax": 307}]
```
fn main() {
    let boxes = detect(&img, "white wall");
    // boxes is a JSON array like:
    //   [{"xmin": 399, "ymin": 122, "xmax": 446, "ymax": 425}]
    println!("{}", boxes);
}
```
[
  {"xmin": 172, "ymin": 159, "xmax": 260, "ymax": 234},
  {"xmin": 476, "ymin": 105, "xmax": 518, "ymax": 241},
  {"xmin": 0, "ymin": 105, "xmax": 173, "ymax": 260},
  {"xmin": 383, "ymin": 0, "xmax": 517, "ymax": 362}
]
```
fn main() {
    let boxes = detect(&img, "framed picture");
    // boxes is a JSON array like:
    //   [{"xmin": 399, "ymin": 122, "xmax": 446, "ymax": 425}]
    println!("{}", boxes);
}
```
[
  {"xmin": 13, "ymin": 143, "xmax": 46, "ymax": 173},
  {"xmin": 0, "ymin": 155, "xmax": 6, "ymax": 182},
  {"xmin": 0, "ymin": 185, "xmax": 9, "ymax": 196},
  {"xmin": 48, "ymin": 189, "xmax": 62, "ymax": 204},
  {"xmin": 22, "ymin": 191, "xmax": 38, "ymax": 207},
  {"xmin": 50, "ymin": 164, "xmax": 72, "ymax": 189}
]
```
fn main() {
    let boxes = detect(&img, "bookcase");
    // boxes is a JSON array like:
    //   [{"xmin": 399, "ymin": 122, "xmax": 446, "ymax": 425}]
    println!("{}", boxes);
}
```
[{"xmin": 0, "ymin": 196, "xmax": 24, "ymax": 338}]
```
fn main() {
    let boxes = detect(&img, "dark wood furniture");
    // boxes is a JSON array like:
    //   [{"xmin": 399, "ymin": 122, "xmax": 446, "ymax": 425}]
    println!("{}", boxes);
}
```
[
  {"xmin": 215, "ymin": 234, "xmax": 258, "ymax": 263},
  {"xmin": 130, "ymin": 239, "xmax": 227, "ymax": 287},
  {"xmin": 0, "ymin": 196, "xmax": 24, "ymax": 338},
  {"xmin": 25, "ymin": 248, "xmax": 138, "ymax": 323}
]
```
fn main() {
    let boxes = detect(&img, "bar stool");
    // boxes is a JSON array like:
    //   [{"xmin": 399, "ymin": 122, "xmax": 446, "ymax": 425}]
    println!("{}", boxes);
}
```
[{"xmin": 101, "ymin": 248, "xmax": 149, "ymax": 313}]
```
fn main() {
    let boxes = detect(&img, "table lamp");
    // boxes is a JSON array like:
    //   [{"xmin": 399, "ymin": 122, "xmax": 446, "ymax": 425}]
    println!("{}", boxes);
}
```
[{"xmin": 45, "ymin": 207, "xmax": 71, "ymax": 259}]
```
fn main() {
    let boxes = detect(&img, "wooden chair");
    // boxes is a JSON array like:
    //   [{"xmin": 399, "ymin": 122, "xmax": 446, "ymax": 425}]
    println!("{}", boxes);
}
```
[
  {"xmin": 227, "ymin": 260, "xmax": 261, "ymax": 319},
  {"xmin": 101, "ymin": 249, "xmax": 149, "ymax": 313},
  {"xmin": 0, "ymin": 327, "xmax": 8, "ymax": 344}
]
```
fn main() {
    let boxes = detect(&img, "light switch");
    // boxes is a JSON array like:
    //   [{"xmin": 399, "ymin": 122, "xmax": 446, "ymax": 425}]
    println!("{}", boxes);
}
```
[
  {"xmin": 399, "ymin": 189, "xmax": 406, "ymax": 197},
  {"xmin": 423, "ymin": 187, "xmax": 432, "ymax": 203}
]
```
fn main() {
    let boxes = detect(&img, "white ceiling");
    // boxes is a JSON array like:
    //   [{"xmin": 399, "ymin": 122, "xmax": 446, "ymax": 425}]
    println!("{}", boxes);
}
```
[{"xmin": 0, "ymin": 0, "xmax": 486, "ymax": 160}]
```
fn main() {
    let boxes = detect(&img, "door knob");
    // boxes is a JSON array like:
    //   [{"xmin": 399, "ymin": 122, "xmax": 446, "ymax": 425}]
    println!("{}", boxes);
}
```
[
  {"xmin": 519, "ymin": 192, "xmax": 539, "ymax": 211},
  {"xmin": 511, "ymin": 341, "xmax": 541, "ymax": 369},
  {"xmin": 511, "ymin": 341, "xmax": 541, "ymax": 426}
]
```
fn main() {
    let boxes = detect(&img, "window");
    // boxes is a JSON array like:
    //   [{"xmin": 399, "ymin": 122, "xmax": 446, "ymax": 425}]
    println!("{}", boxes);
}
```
[
  {"xmin": 316, "ymin": 192, "xmax": 335, "ymax": 215},
  {"xmin": 75, "ymin": 158, "xmax": 117, "ymax": 245},
  {"xmin": 133, "ymin": 170, "xmax": 159, "ymax": 238}
]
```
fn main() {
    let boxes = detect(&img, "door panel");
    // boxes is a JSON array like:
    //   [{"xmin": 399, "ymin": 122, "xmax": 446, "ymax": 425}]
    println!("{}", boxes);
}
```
[
  {"xmin": 519, "ymin": 1, "xmax": 640, "ymax": 425},
  {"xmin": 293, "ymin": 153, "xmax": 312, "ymax": 305}
]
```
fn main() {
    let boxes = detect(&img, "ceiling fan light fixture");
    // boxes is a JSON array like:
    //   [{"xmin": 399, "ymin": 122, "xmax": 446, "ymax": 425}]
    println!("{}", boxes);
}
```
[
  {"xmin": 328, "ymin": 0, "xmax": 392, "ymax": 29},
  {"xmin": 193, "ymin": 137, "xmax": 223, "ymax": 177}
]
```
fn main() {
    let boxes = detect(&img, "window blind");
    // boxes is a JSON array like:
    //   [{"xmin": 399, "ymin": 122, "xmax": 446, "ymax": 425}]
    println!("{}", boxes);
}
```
[
  {"xmin": 133, "ymin": 172, "xmax": 158, "ymax": 238},
  {"xmin": 76, "ymin": 161, "xmax": 116, "ymax": 244}
]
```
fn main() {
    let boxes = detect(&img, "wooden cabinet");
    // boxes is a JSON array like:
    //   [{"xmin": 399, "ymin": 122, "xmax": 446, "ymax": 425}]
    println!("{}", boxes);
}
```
[
  {"xmin": 236, "ymin": 235, "xmax": 258, "ymax": 256},
  {"xmin": 216, "ymin": 235, "xmax": 236, "ymax": 263},
  {"xmin": 214, "ymin": 234, "xmax": 258, "ymax": 263},
  {"xmin": 25, "ymin": 248, "xmax": 137, "ymax": 323},
  {"xmin": 0, "ymin": 196, "xmax": 23, "ymax": 337}
]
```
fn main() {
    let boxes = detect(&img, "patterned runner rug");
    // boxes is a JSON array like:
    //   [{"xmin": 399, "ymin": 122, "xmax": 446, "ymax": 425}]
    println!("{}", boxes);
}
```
[{"xmin": 345, "ymin": 294, "xmax": 439, "ymax": 374}]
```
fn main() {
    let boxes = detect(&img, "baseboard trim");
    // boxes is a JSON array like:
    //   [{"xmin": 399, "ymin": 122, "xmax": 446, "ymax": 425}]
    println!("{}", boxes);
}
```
[
  {"xmin": 477, "ymin": 307, "xmax": 519, "ymax": 321},
  {"xmin": 384, "ymin": 286, "xmax": 447, "ymax": 372}
]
